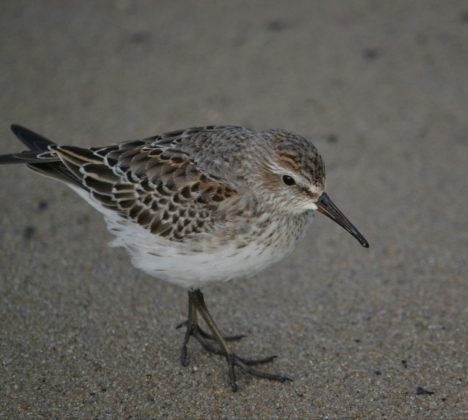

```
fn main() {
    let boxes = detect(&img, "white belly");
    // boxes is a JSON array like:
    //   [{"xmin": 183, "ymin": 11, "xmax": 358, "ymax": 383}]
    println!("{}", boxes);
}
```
[
  {"xmin": 70, "ymin": 186, "xmax": 313, "ymax": 288},
  {"xmin": 106, "ymin": 211, "xmax": 306, "ymax": 288}
]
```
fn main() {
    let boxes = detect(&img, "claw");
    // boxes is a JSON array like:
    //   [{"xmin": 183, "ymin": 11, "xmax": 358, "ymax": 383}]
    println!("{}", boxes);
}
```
[
  {"xmin": 237, "ymin": 355, "xmax": 278, "ymax": 365},
  {"xmin": 175, "ymin": 320, "xmax": 187, "ymax": 330},
  {"xmin": 224, "ymin": 334, "xmax": 246, "ymax": 342},
  {"xmin": 180, "ymin": 345, "xmax": 190, "ymax": 367},
  {"xmin": 226, "ymin": 354, "xmax": 291, "ymax": 391},
  {"xmin": 177, "ymin": 289, "xmax": 291, "ymax": 391},
  {"xmin": 227, "ymin": 354, "xmax": 238, "ymax": 391}
]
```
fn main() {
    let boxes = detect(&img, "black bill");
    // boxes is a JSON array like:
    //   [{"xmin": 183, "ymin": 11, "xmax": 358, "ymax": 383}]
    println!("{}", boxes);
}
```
[{"xmin": 317, "ymin": 193, "xmax": 369, "ymax": 248}]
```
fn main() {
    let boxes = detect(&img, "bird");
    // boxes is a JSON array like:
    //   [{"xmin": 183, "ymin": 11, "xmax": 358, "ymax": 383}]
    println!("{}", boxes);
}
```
[{"xmin": 0, "ymin": 124, "xmax": 369, "ymax": 391}]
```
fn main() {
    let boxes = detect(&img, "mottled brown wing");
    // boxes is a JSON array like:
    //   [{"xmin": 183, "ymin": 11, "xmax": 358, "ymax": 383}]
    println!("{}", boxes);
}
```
[{"xmin": 53, "ymin": 137, "xmax": 238, "ymax": 241}]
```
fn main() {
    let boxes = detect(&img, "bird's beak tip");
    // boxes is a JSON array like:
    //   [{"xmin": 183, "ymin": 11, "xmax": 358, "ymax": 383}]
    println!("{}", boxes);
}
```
[{"xmin": 317, "ymin": 192, "xmax": 369, "ymax": 249}]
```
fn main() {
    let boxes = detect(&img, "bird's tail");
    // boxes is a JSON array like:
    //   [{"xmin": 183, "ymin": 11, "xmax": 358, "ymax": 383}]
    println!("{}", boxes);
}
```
[
  {"xmin": 0, "ymin": 124, "xmax": 56, "ymax": 164},
  {"xmin": 0, "ymin": 124, "xmax": 82, "ymax": 187}
]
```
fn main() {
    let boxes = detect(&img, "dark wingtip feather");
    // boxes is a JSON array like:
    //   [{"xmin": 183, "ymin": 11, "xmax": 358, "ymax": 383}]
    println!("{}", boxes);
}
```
[
  {"xmin": 0, "ymin": 151, "xmax": 47, "ymax": 164},
  {"xmin": 10, "ymin": 124, "xmax": 55, "ymax": 153},
  {"xmin": 0, "ymin": 153, "xmax": 24, "ymax": 164}
]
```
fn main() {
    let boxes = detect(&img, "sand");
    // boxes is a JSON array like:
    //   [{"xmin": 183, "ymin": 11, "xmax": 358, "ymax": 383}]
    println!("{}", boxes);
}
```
[{"xmin": 1, "ymin": 1, "xmax": 467, "ymax": 417}]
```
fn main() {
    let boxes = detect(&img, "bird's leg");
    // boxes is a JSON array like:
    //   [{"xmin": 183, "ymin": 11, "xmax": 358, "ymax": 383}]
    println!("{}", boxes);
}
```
[
  {"xmin": 188, "ymin": 289, "xmax": 291, "ymax": 392},
  {"xmin": 177, "ymin": 289, "xmax": 243, "ymax": 367},
  {"xmin": 178, "ymin": 289, "xmax": 199, "ymax": 366},
  {"xmin": 176, "ymin": 319, "xmax": 245, "ymax": 343},
  {"xmin": 176, "ymin": 290, "xmax": 244, "ymax": 363}
]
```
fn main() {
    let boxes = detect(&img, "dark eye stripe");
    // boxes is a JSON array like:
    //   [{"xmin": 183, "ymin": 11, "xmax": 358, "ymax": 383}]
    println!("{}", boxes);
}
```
[{"xmin": 282, "ymin": 175, "xmax": 296, "ymax": 186}]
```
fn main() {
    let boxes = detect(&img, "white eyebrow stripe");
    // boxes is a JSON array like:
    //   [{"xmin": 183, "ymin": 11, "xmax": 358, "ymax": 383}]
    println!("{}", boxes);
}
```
[{"xmin": 265, "ymin": 161, "xmax": 299, "ymax": 179}]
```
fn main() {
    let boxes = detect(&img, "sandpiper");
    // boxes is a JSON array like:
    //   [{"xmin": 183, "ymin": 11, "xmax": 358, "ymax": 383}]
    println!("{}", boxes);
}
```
[{"xmin": 0, "ymin": 124, "xmax": 368, "ymax": 391}]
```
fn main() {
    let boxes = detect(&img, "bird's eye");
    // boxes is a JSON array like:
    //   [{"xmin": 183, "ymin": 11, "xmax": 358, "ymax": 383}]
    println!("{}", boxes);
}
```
[{"xmin": 282, "ymin": 175, "xmax": 296, "ymax": 186}]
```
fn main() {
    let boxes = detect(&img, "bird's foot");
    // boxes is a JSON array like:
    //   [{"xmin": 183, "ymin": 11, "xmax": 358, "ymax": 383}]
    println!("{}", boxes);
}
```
[
  {"xmin": 177, "ymin": 288, "xmax": 291, "ymax": 391},
  {"xmin": 177, "ymin": 318, "xmax": 291, "ymax": 391},
  {"xmin": 176, "ymin": 320, "xmax": 244, "ymax": 366},
  {"xmin": 226, "ymin": 353, "xmax": 292, "ymax": 392},
  {"xmin": 176, "ymin": 320, "xmax": 245, "ymax": 342}
]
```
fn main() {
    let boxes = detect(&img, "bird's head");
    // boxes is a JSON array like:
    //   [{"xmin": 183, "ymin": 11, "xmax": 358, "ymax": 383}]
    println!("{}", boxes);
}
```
[{"xmin": 257, "ymin": 130, "xmax": 369, "ymax": 248}]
